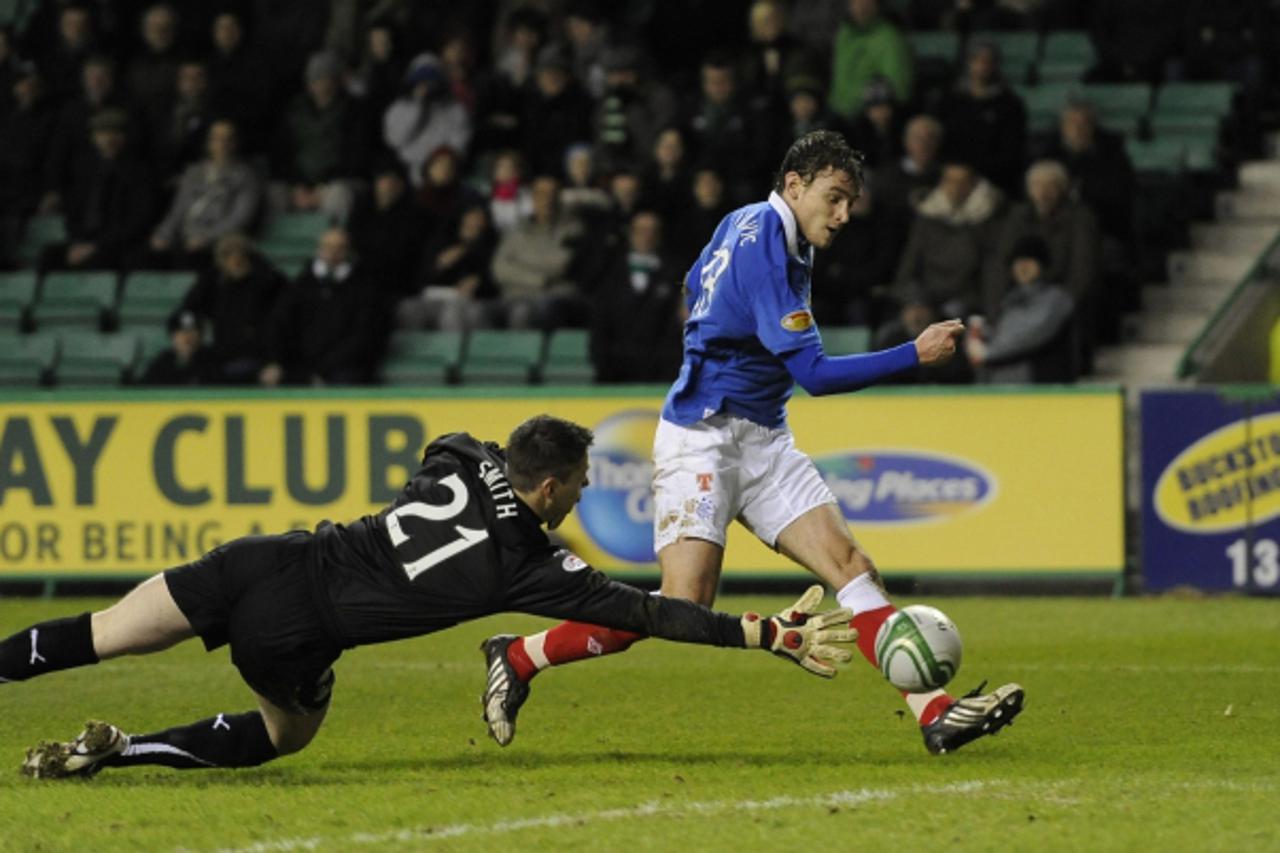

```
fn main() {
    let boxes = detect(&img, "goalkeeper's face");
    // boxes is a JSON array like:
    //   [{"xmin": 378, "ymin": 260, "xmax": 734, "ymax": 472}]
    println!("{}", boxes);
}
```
[
  {"xmin": 787, "ymin": 167, "xmax": 858, "ymax": 250},
  {"xmin": 545, "ymin": 457, "xmax": 591, "ymax": 530}
]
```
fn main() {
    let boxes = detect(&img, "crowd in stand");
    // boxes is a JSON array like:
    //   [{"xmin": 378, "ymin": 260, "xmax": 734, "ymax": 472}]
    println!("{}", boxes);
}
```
[{"xmin": 0, "ymin": 0, "xmax": 1273, "ymax": 387}]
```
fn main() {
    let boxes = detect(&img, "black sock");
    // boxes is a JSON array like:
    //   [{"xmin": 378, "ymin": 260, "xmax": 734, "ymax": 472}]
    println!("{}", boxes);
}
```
[
  {"xmin": 0, "ymin": 613, "xmax": 98, "ymax": 683},
  {"xmin": 102, "ymin": 711, "xmax": 279, "ymax": 770}
]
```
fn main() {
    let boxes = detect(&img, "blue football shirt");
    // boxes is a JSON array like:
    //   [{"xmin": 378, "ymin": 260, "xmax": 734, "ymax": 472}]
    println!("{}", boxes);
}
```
[{"xmin": 662, "ymin": 192, "xmax": 821, "ymax": 429}]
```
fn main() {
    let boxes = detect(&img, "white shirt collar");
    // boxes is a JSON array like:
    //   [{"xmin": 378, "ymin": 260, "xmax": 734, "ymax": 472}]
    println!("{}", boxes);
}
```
[{"xmin": 768, "ymin": 190, "xmax": 812, "ymax": 264}]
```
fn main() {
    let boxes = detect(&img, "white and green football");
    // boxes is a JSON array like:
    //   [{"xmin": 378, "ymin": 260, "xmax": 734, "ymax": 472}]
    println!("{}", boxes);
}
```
[{"xmin": 873, "ymin": 605, "xmax": 962, "ymax": 693}]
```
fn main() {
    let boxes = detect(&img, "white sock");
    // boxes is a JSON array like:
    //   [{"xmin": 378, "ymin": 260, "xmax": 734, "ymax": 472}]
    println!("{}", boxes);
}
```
[
  {"xmin": 836, "ymin": 573, "xmax": 891, "ymax": 615},
  {"xmin": 524, "ymin": 630, "xmax": 551, "ymax": 671}
]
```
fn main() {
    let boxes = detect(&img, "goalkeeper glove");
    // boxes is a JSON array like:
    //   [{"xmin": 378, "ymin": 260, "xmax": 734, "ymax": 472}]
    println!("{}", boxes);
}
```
[{"xmin": 740, "ymin": 585, "xmax": 857, "ymax": 678}]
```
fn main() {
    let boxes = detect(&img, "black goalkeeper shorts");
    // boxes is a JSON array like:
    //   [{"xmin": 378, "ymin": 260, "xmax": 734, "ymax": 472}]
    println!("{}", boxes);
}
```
[{"xmin": 165, "ymin": 532, "xmax": 340, "ymax": 715}]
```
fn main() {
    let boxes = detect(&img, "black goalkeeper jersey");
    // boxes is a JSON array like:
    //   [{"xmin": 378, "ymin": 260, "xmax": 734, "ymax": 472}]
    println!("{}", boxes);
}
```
[{"xmin": 306, "ymin": 432, "xmax": 746, "ymax": 651}]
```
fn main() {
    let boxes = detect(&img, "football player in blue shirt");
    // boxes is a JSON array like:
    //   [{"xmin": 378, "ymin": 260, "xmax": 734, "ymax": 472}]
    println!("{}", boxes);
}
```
[{"xmin": 485, "ymin": 131, "xmax": 1024, "ymax": 755}]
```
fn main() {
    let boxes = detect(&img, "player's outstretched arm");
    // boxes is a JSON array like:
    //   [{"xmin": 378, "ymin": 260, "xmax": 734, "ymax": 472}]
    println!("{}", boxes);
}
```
[{"xmin": 781, "ymin": 320, "xmax": 965, "ymax": 395}]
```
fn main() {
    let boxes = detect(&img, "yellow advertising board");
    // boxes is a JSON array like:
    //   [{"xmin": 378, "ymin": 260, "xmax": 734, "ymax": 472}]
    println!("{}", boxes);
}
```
[{"xmin": 0, "ymin": 388, "xmax": 1123, "ymax": 578}]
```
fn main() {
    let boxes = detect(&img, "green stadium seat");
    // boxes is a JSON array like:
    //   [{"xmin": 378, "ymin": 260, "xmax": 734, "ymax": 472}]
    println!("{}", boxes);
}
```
[
  {"xmin": 0, "ymin": 332, "xmax": 58, "ymax": 386},
  {"xmin": 1151, "ymin": 82, "xmax": 1237, "ymax": 136},
  {"xmin": 821, "ymin": 325, "xmax": 872, "ymax": 355},
  {"xmin": 458, "ymin": 329, "xmax": 544, "ymax": 384},
  {"xmin": 541, "ymin": 328, "xmax": 594, "ymax": 384},
  {"xmin": 16, "ymin": 215, "xmax": 67, "ymax": 266},
  {"xmin": 0, "ymin": 271, "xmax": 38, "ymax": 331},
  {"xmin": 1080, "ymin": 83, "xmax": 1152, "ymax": 135},
  {"xmin": 1017, "ymin": 83, "xmax": 1078, "ymax": 135},
  {"xmin": 1038, "ymin": 31, "xmax": 1096, "ymax": 83},
  {"xmin": 55, "ymin": 331, "xmax": 140, "ymax": 386},
  {"xmin": 30, "ymin": 271, "xmax": 117, "ymax": 330},
  {"xmin": 258, "ymin": 212, "xmax": 329, "ymax": 263},
  {"xmin": 971, "ymin": 31, "xmax": 1040, "ymax": 64},
  {"xmin": 118, "ymin": 270, "xmax": 197, "ymax": 326},
  {"xmin": 1125, "ymin": 138, "xmax": 1186, "ymax": 175},
  {"xmin": 119, "ymin": 323, "xmax": 171, "ymax": 363},
  {"xmin": 380, "ymin": 330, "xmax": 464, "ymax": 385},
  {"xmin": 908, "ymin": 31, "xmax": 960, "ymax": 64}
]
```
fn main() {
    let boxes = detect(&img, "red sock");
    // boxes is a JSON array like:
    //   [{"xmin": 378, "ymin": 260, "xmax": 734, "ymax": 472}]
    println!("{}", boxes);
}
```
[
  {"xmin": 851, "ymin": 605, "xmax": 953, "ymax": 726},
  {"xmin": 507, "ymin": 622, "xmax": 644, "ymax": 682}
]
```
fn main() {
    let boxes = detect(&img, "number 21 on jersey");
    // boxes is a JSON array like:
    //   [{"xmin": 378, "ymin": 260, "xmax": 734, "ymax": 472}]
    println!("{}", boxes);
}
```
[{"xmin": 385, "ymin": 473, "xmax": 489, "ymax": 580}]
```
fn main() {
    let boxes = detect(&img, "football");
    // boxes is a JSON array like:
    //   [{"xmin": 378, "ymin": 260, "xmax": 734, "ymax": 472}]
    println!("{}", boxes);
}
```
[{"xmin": 873, "ymin": 605, "xmax": 962, "ymax": 693}]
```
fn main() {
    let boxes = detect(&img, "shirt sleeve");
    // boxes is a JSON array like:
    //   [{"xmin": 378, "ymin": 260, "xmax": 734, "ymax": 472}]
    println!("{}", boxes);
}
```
[
  {"xmin": 749, "ymin": 230, "xmax": 821, "ymax": 356},
  {"xmin": 782, "ymin": 339, "xmax": 919, "ymax": 395}
]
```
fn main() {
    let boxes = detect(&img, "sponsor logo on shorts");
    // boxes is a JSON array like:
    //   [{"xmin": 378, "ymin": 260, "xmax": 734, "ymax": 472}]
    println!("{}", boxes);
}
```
[
  {"xmin": 1154, "ymin": 412, "xmax": 1280, "ymax": 534},
  {"xmin": 780, "ymin": 309, "xmax": 813, "ymax": 332},
  {"xmin": 696, "ymin": 472, "xmax": 714, "ymax": 492},
  {"xmin": 814, "ymin": 449, "xmax": 995, "ymax": 525},
  {"xmin": 578, "ymin": 410, "xmax": 659, "ymax": 563}
]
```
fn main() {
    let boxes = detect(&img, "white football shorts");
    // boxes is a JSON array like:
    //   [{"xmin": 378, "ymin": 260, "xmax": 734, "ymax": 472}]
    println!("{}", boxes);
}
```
[{"xmin": 651, "ymin": 414, "xmax": 838, "ymax": 552}]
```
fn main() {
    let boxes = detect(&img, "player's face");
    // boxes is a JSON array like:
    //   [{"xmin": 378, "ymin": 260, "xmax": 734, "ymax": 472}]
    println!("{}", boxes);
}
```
[
  {"xmin": 787, "ymin": 168, "xmax": 858, "ymax": 249},
  {"xmin": 545, "ymin": 458, "xmax": 590, "ymax": 530}
]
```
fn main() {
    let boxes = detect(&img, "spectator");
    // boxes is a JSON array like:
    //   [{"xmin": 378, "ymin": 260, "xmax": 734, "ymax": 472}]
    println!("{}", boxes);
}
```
[
  {"xmin": 349, "ymin": 163, "xmax": 431, "ymax": 295},
  {"xmin": 346, "ymin": 20, "xmax": 404, "ymax": 125},
  {"xmin": 640, "ymin": 126, "xmax": 693, "ymax": 223},
  {"xmin": 175, "ymin": 233, "xmax": 285, "ymax": 384},
  {"xmin": 828, "ymin": 0, "xmax": 913, "ymax": 122},
  {"xmin": 560, "ymin": 143, "xmax": 612, "ymax": 217},
  {"xmin": 471, "ymin": 6, "xmax": 547, "ymax": 154},
  {"xmin": 271, "ymin": 51, "xmax": 371, "ymax": 224},
  {"xmin": 144, "ymin": 56, "xmax": 217, "ymax": 183},
  {"xmin": 1038, "ymin": 100, "xmax": 1135, "ymax": 247},
  {"xmin": 590, "ymin": 210, "xmax": 683, "ymax": 383},
  {"xmin": 0, "ymin": 64, "xmax": 57, "ymax": 265},
  {"xmin": 892, "ymin": 159, "xmax": 1005, "ymax": 321},
  {"xmin": 684, "ymin": 51, "xmax": 765, "ymax": 200},
  {"xmin": 670, "ymin": 165, "xmax": 732, "ymax": 265},
  {"xmin": 844, "ymin": 76, "xmax": 903, "ymax": 170},
  {"xmin": 994, "ymin": 159, "xmax": 1101, "ymax": 358},
  {"xmin": 260, "ymin": 227, "xmax": 380, "ymax": 386},
  {"xmin": 739, "ymin": 0, "xmax": 805, "ymax": 104},
  {"xmin": 44, "ymin": 54, "xmax": 136, "ymax": 214},
  {"xmin": 488, "ymin": 149, "xmax": 532, "ymax": 233},
  {"xmin": 564, "ymin": 1, "xmax": 610, "ymax": 99},
  {"xmin": 491, "ymin": 174, "xmax": 584, "ymax": 330},
  {"xmin": 206, "ymin": 10, "xmax": 273, "ymax": 154},
  {"xmin": 520, "ymin": 44, "xmax": 594, "ymax": 179},
  {"xmin": 415, "ymin": 145, "xmax": 481, "ymax": 230},
  {"xmin": 439, "ymin": 30, "xmax": 480, "ymax": 116},
  {"xmin": 0, "ymin": 26, "xmax": 18, "ymax": 118},
  {"xmin": 383, "ymin": 53, "xmax": 472, "ymax": 189},
  {"xmin": 1088, "ymin": 0, "xmax": 1180, "ymax": 84},
  {"xmin": 812, "ymin": 184, "xmax": 901, "ymax": 327},
  {"xmin": 34, "ymin": 3, "xmax": 97, "ymax": 103},
  {"xmin": 139, "ymin": 309, "xmax": 219, "ymax": 385},
  {"xmin": 592, "ymin": 42, "xmax": 675, "ymax": 174},
  {"xmin": 872, "ymin": 113, "xmax": 943, "ymax": 254},
  {"xmin": 40, "ymin": 108, "xmax": 155, "ymax": 272},
  {"xmin": 965, "ymin": 234, "xmax": 1076, "ymax": 383},
  {"xmin": 932, "ymin": 38, "xmax": 1028, "ymax": 195},
  {"xmin": 126, "ymin": 4, "xmax": 181, "ymax": 111},
  {"xmin": 398, "ymin": 204, "xmax": 499, "ymax": 332},
  {"xmin": 781, "ymin": 70, "xmax": 844, "ymax": 145},
  {"xmin": 145, "ymin": 119, "xmax": 262, "ymax": 269}
]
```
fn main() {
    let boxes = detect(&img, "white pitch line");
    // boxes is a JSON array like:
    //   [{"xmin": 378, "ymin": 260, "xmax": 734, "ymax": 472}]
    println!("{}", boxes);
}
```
[
  {"xmin": 1002, "ymin": 662, "xmax": 1280, "ymax": 675},
  {"xmin": 216, "ymin": 780, "xmax": 992, "ymax": 853}
]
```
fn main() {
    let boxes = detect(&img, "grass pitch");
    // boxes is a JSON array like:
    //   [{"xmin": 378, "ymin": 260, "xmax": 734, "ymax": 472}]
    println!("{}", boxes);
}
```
[{"xmin": 1, "ymin": 594, "xmax": 1278, "ymax": 851}]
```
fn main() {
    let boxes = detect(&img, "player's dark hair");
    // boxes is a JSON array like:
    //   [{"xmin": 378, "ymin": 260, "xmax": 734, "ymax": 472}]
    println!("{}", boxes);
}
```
[
  {"xmin": 506, "ymin": 415, "xmax": 594, "ymax": 491},
  {"xmin": 772, "ymin": 130, "xmax": 865, "ymax": 193}
]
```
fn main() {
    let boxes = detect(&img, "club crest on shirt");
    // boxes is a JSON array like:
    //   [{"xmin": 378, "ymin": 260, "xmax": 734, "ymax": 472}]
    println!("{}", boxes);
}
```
[
  {"xmin": 780, "ymin": 309, "xmax": 813, "ymax": 332},
  {"xmin": 558, "ymin": 549, "xmax": 589, "ymax": 572}
]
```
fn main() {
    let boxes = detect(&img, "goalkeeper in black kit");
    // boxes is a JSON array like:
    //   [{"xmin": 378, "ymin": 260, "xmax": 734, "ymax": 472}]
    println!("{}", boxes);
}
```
[{"xmin": 3, "ymin": 414, "xmax": 855, "ymax": 778}]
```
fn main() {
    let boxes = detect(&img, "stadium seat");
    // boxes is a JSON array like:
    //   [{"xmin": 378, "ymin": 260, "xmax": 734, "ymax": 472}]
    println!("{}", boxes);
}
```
[
  {"xmin": 30, "ymin": 271, "xmax": 117, "ymax": 330},
  {"xmin": 1038, "ymin": 31, "xmax": 1096, "ymax": 84},
  {"xmin": 1151, "ymin": 82, "xmax": 1236, "ymax": 133},
  {"xmin": 0, "ymin": 332, "xmax": 58, "ymax": 386},
  {"xmin": 908, "ymin": 30, "xmax": 960, "ymax": 64},
  {"xmin": 1080, "ymin": 83, "xmax": 1152, "ymax": 135},
  {"xmin": 821, "ymin": 325, "xmax": 872, "ymax": 355},
  {"xmin": 380, "ymin": 330, "xmax": 464, "ymax": 385},
  {"xmin": 458, "ymin": 329, "xmax": 544, "ymax": 384},
  {"xmin": 972, "ymin": 30, "xmax": 1039, "ymax": 84},
  {"xmin": 1017, "ymin": 83, "xmax": 1078, "ymax": 136},
  {"xmin": 15, "ymin": 214, "xmax": 66, "ymax": 266},
  {"xmin": 119, "ymin": 323, "xmax": 171, "ymax": 364},
  {"xmin": 1126, "ymin": 138, "xmax": 1186, "ymax": 175},
  {"xmin": 258, "ymin": 212, "xmax": 329, "ymax": 263},
  {"xmin": 118, "ymin": 271, "xmax": 197, "ymax": 326},
  {"xmin": 540, "ymin": 328, "xmax": 594, "ymax": 384},
  {"xmin": 0, "ymin": 271, "xmax": 38, "ymax": 331},
  {"xmin": 55, "ymin": 331, "xmax": 140, "ymax": 386}
]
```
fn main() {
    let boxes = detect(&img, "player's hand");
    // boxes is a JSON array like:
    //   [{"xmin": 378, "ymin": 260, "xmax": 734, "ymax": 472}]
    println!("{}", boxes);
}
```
[
  {"xmin": 914, "ymin": 319, "xmax": 965, "ymax": 366},
  {"xmin": 740, "ymin": 585, "xmax": 857, "ymax": 678}
]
